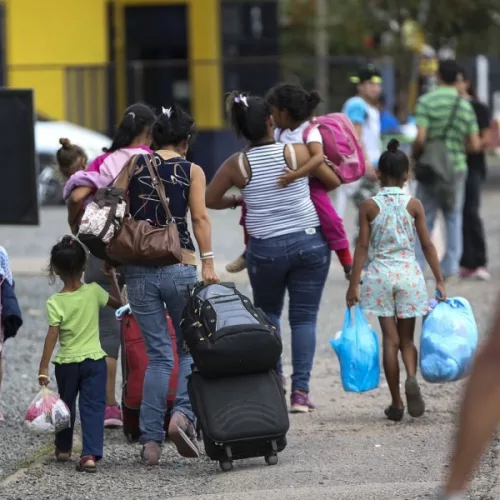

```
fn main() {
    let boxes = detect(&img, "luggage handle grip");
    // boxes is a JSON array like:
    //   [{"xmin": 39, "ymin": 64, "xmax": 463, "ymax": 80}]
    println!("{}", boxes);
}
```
[{"xmin": 188, "ymin": 281, "xmax": 236, "ymax": 293}]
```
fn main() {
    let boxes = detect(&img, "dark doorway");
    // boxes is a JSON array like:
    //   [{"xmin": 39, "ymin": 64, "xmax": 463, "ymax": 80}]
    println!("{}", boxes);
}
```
[{"xmin": 124, "ymin": 5, "xmax": 189, "ymax": 112}]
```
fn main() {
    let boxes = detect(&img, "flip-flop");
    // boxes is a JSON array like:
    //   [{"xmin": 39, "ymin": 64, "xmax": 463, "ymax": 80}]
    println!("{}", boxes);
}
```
[
  {"xmin": 384, "ymin": 405, "xmax": 405, "ymax": 422},
  {"xmin": 405, "ymin": 376, "xmax": 425, "ymax": 418},
  {"xmin": 168, "ymin": 425, "xmax": 200, "ymax": 458}
]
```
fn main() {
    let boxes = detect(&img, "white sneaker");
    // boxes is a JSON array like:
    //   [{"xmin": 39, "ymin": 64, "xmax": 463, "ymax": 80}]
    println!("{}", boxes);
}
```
[{"xmin": 475, "ymin": 267, "xmax": 491, "ymax": 281}]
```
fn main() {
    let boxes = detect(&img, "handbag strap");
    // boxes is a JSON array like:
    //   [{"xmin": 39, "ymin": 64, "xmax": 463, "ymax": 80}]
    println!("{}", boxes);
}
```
[
  {"xmin": 440, "ymin": 95, "xmax": 462, "ymax": 140},
  {"xmin": 143, "ymin": 154, "xmax": 175, "ymax": 223}
]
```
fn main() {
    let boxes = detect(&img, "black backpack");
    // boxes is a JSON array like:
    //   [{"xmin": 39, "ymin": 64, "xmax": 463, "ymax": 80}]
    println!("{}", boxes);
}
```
[{"xmin": 181, "ymin": 282, "xmax": 282, "ymax": 377}]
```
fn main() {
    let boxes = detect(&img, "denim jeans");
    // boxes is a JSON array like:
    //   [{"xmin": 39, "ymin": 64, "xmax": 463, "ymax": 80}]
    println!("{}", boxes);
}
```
[
  {"xmin": 246, "ymin": 228, "xmax": 331, "ymax": 393},
  {"xmin": 123, "ymin": 264, "xmax": 197, "ymax": 444},
  {"xmin": 55, "ymin": 358, "xmax": 107, "ymax": 459},
  {"xmin": 415, "ymin": 172, "xmax": 466, "ymax": 277}
]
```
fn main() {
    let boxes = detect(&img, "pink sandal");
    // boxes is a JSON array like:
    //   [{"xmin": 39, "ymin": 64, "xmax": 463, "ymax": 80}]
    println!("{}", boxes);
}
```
[{"xmin": 76, "ymin": 455, "xmax": 97, "ymax": 473}]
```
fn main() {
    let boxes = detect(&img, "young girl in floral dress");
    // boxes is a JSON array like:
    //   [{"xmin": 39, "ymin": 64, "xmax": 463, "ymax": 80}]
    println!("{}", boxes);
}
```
[{"xmin": 346, "ymin": 139, "xmax": 446, "ymax": 422}]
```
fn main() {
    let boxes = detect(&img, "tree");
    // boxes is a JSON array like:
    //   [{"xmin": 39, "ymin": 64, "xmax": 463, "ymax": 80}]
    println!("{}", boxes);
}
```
[{"xmin": 280, "ymin": 0, "xmax": 500, "ymax": 115}]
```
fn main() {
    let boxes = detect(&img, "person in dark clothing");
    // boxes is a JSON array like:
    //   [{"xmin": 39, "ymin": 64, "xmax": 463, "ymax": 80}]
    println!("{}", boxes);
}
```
[{"xmin": 457, "ymin": 70, "xmax": 492, "ymax": 280}]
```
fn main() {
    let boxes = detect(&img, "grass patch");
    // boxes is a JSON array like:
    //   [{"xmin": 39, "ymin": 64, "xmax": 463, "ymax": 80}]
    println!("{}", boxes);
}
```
[
  {"xmin": 0, "ymin": 430, "xmax": 82, "ymax": 483},
  {"xmin": 0, "ymin": 439, "xmax": 53, "ymax": 482}
]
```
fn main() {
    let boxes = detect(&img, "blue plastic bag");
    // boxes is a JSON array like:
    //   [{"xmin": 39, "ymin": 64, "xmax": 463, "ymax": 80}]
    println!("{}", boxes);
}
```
[
  {"xmin": 420, "ymin": 297, "xmax": 479, "ymax": 383},
  {"xmin": 330, "ymin": 306, "xmax": 380, "ymax": 392}
]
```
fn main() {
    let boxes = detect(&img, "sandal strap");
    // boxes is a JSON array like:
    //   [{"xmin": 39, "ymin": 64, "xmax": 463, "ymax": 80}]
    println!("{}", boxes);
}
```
[{"xmin": 80, "ymin": 455, "xmax": 96, "ymax": 466}]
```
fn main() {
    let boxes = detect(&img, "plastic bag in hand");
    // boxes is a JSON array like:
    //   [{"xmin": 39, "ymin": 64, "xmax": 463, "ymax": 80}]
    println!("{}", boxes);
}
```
[
  {"xmin": 24, "ymin": 387, "xmax": 71, "ymax": 433},
  {"xmin": 420, "ymin": 297, "xmax": 479, "ymax": 383},
  {"xmin": 330, "ymin": 306, "xmax": 380, "ymax": 392}
]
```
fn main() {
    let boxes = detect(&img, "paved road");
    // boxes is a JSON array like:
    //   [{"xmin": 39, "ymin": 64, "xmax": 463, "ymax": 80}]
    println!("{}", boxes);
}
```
[{"xmin": 0, "ymin": 191, "xmax": 500, "ymax": 499}]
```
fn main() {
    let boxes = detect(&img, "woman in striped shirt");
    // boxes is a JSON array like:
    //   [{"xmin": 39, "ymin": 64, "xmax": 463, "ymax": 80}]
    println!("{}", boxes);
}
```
[{"xmin": 206, "ymin": 91, "xmax": 331, "ymax": 413}]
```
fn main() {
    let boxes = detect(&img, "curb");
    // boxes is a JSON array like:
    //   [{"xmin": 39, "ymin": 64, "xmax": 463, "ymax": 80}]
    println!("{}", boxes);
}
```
[{"xmin": 0, "ymin": 434, "xmax": 82, "ymax": 487}]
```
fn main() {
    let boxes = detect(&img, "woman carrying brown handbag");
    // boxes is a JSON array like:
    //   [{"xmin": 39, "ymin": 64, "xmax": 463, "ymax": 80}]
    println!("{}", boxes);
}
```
[{"xmin": 114, "ymin": 105, "xmax": 219, "ymax": 466}]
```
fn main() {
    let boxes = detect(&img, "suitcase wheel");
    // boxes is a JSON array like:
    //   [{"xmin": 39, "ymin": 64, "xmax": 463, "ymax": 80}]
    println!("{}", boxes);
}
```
[
  {"xmin": 265, "ymin": 454, "xmax": 278, "ymax": 466},
  {"xmin": 219, "ymin": 460, "xmax": 233, "ymax": 472}
]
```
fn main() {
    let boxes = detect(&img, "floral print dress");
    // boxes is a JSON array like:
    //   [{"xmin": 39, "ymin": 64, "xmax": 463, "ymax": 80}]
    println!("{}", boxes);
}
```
[{"xmin": 361, "ymin": 187, "xmax": 428, "ymax": 318}]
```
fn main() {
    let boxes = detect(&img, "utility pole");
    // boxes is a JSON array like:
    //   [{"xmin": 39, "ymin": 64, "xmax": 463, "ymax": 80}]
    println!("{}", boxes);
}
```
[{"xmin": 315, "ymin": 0, "xmax": 329, "ymax": 113}]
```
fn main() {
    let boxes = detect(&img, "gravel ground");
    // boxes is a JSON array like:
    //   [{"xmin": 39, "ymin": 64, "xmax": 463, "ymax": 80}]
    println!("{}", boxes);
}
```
[{"xmin": 0, "ymin": 191, "xmax": 500, "ymax": 498}]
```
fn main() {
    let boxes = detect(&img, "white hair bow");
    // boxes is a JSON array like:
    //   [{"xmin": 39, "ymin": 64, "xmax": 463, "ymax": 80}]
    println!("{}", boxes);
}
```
[
  {"xmin": 234, "ymin": 94, "xmax": 249, "ymax": 108},
  {"xmin": 162, "ymin": 106, "xmax": 173, "ymax": 118}
]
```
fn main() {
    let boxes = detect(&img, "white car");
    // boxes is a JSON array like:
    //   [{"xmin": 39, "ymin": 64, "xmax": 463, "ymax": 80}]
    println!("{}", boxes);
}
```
[{"xmin": 36, "ymin": 116, "xmax": 111, "ymax": 205}]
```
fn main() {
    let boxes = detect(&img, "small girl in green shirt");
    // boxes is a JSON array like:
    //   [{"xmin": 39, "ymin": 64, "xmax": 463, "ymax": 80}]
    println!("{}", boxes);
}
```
[{"xmin": 38, "ymin": 236, "xmax": 121, "ymax": 472}]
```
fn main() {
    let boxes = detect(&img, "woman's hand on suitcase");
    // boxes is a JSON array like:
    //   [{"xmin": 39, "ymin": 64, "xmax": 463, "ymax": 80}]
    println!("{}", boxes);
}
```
[{"xmin": 202, "ymin": 260, "xmax": 220, "ymax": 285}]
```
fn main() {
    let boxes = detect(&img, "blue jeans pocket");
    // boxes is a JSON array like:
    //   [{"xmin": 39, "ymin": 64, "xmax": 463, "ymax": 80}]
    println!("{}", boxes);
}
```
[
  {"xmin": 172, "ymin": 266, "xmax": 197, "ymax": 297},
  {"xmin": 247, "ymin": 250, "xmax": 277, "ymax": 275},
  {"xmin": 126, "ymin": 276, "xmax": 146, "ymax": 304},
  {"xmin": 299, "ymin": 242, "xmax": 329, "ymax": 266}
]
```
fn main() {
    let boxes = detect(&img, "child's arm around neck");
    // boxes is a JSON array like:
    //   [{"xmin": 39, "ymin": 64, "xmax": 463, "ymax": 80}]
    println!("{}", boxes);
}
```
[{"xmin": 278, "ymin": 141, "xmax": 325, "ymax": 187}]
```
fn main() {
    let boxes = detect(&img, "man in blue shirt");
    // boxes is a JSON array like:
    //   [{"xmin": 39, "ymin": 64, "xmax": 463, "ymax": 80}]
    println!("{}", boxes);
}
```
[{"xmin": 336, "ymin": 64, "xmax": 382, "ymax": 224}]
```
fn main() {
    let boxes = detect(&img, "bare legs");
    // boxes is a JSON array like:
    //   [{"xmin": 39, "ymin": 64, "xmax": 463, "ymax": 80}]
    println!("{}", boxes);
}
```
[
  {"xmin": 379, "ymin": 316, "xmax": 403, "ymax": 409},
  {"xmin": 105, "ymin": 357, "xmax": 118, "ymax": 406},
  {"xmin": 379, "ymin": 316, "xmax": 423, "ymax": 419}
]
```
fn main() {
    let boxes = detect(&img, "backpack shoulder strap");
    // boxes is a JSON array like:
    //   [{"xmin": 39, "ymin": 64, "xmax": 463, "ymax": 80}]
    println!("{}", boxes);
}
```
[
  {"xmin": 441, "ymin": 95, "xmax": 462, "ymax": 140},
  {"xmin": 302, "ymin": 120, "xmax": 318, "ymax": 144},
  {"xmin": 144, "ymin": 154, "xmax": 175, "ymax": 223}
]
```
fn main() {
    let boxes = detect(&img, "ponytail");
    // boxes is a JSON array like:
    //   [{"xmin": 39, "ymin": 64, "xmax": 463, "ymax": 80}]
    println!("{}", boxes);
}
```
[
  {"xmin": 226, "ymin": 91, "xmax": 271, "ymax": 143},
  {"xmin": 378, "ymin": 138, "xmax": 409, "ymax": 179},
  {"xmin": 56, "ymin": 138, "xmax": 87, "ymax": 180},
  {"xmin": 104, "ymin": 103, "xmax": 156, "ymax": 153}
]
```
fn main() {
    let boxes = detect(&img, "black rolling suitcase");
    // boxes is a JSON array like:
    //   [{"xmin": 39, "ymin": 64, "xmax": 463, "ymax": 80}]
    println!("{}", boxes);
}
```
[{"xmin": 188, "ymin": 369, "xmax": 289, "ymax": 471}]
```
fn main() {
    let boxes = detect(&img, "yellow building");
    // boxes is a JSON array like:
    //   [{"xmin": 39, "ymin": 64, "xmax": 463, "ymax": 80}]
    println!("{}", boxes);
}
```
[
  {"xmin": 4, "ymin": 0, "xmax": 222, "ymax": 131},
  {"xmin": 2, "ymin": 0, "xmax": 279, "ymax": 175}
]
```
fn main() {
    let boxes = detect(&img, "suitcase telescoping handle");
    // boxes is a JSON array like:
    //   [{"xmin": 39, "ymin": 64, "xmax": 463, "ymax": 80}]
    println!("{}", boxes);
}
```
[{"xmin": 188, "ymin": 281, "xmax": 236, "ymax": 294}]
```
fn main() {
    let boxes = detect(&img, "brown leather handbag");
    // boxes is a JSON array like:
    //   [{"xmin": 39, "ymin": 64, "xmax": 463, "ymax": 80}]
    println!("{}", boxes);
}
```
[{"xmin": 105, "ymin": 154, "xmax": 182, "ymax": 267}]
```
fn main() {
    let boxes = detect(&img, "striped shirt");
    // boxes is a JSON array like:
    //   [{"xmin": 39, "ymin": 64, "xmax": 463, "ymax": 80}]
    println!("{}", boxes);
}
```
[
  {"xmin": 242, "ymin": 143, "xmax": 319, "ymax": 239},
  {"xmin": 415, "ymin": 86, "xmax": 478, "ymax": 172}
]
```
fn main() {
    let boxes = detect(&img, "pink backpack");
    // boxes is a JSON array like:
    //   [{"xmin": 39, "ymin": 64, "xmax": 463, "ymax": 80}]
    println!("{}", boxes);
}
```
[{"xmin": 302, "ymin": 113, "xmax": 366, "ymax": 184}]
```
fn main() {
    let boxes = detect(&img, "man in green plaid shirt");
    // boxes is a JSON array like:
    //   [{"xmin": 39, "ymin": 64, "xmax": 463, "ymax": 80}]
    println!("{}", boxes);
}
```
[{"xmin": 412, "ymin": 59, "xmax": 480, "ymax": 281}]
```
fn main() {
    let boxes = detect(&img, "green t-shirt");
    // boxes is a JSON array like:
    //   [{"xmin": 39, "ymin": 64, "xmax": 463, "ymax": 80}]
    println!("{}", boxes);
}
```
[
  {"xmin": 414, "ymin": 86, "xmax": 479, "ymax": 172},
  {"xmin": 46, "ymin": 283, "xmax": 109, "ymax": 364}
]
